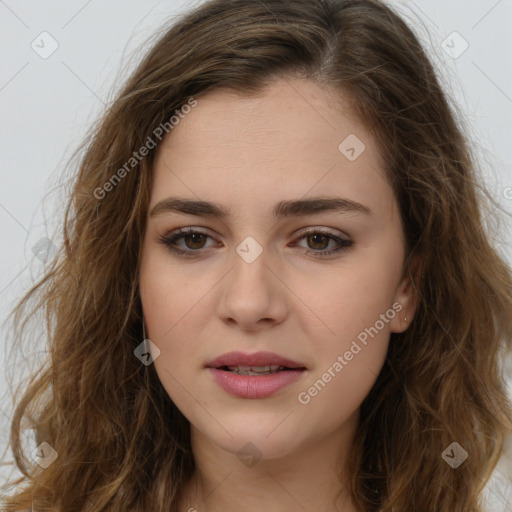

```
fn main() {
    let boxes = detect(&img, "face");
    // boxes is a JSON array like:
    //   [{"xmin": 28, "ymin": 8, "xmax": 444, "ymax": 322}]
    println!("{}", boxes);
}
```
[{"xmin": 139, "ymin": 78, "xmax": 418, "ymax": 460}]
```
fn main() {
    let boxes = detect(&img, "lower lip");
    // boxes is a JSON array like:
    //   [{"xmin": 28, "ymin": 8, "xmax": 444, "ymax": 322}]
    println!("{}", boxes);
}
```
[{"xmin": 207, "ymin": 368, "xmax": 306, "ymax": 398}]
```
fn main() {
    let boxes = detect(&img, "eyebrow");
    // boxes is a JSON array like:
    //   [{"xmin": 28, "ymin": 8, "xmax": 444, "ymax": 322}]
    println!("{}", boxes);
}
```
[{"xmin": 150, "ymin": 196, "xmax": 373, "ymax": 219}]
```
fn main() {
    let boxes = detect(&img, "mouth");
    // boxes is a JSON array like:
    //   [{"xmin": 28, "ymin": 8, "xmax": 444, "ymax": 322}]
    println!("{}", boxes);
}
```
[
  {"xmin": 206, "ymin": 350, "xmax": 307, "ymax": 371},
  {"xmin": 206, "ymin": 351, "xmax": 307, "ymax": 398},
  {"xmin": 215, "ymin": 364, "xmax": 305, "ymax": 375}
]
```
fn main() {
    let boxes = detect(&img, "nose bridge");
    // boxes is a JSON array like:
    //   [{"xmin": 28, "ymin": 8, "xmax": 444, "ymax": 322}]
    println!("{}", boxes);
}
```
[
  {"xmin": 217, "ymin": 234, "xmax": 288, "ymax": 328},
  {"xmin": 230, "ymin": 234, "xmax": 273, "ymax": 291}
]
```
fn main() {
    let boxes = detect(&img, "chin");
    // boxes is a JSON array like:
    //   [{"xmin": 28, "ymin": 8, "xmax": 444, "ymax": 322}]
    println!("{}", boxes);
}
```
[
  {"xmin": 194, "ymin": 417, "xmax": 305, "ymax": 462},
  {"xmin": 220, "ymin": 434, "xmax": 298, "ymax": 462}
]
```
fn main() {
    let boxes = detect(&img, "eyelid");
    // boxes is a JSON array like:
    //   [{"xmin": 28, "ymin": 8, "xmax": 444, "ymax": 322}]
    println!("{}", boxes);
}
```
[
  {"xmin": 158, "ymin": 225, "xmax": 353, "ymax": 259},
  {"xmin": 163, "ymin": 224, "xmax": 349, "ymax": 240},
  {"xmin": 293, "ymin": 225, "xmax": 350, "ymax": 239}
]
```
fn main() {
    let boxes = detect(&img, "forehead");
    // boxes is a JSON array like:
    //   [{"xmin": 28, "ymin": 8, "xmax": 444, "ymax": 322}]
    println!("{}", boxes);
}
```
[{"xmin": 150, "ymin": 78, "xmax": 395, "ymax": 223}]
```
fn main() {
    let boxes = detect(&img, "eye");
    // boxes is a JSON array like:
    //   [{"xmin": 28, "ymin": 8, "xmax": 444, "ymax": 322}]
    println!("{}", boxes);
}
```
[
  {"xmin": 158, "ymin": 227, "xmax": 353, "ymax": 258},
  {"xmin": 291, "ymin": 228, "xmax": 353, "ymax": 258},
  {"xmin": 158, "ymin": 227, "xmax": 217, "ymax": 257}
]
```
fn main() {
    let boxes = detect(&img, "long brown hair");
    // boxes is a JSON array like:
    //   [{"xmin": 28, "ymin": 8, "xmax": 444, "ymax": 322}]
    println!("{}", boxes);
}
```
[{"xmin": 2, "ymin": 0, "xmax": 511, "ymax": 510}]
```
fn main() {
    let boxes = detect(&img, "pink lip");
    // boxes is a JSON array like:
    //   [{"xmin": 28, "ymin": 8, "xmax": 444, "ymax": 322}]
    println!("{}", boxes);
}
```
[
  {"xmin": 207, "ymin": 368, "xmax": 306, "ymax": 398},
  {"xmin": 205, "ymin": 351, "xmax": 307, "ymax": 399}
]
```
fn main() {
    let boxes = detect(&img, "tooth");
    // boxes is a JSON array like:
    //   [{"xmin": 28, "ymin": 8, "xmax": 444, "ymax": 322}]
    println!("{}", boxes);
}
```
[
  {"xmin": 223, "ymin": 364, "xmax": 290, "ymax": 375},
  {"xmin": 250, "ymin": 365, "xmax": 271, "ymax": 372},
  {"xmin": 227, "ymin": 365, "xmax": 279, "ymax": 372}
]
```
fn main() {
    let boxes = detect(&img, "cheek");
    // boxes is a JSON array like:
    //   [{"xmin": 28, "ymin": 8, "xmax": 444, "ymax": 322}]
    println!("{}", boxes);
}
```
[
  {"xmin": 139, "ymin": 248, "xmax": 212, "ymax": 398},
  {"xmin": 296, "ymin": 339, "xmax": 387, "ymax": 439},
  {"xmin": 292, "ymin": 252, "xmax": 402, "ymax": 346},
  {"xmin": 296, "ymin": 276, "xmax": 395, "ymax": 424},
  {"xmin": 290, "ymin": 251, "xmax": 400, "ymax": 413},
  {"xmin": 139, "ymin": 247, "xmax": 205, "ymax": 341},
  {"xmin": 139, "ymin": 254, "xmax": 203, "ymax": 416}
]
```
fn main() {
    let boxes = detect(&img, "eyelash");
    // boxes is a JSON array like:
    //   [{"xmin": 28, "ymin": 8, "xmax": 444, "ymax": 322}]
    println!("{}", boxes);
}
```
[{"xmin": 158, "ymin": 227, "xmax": 353, "ymax": 259}]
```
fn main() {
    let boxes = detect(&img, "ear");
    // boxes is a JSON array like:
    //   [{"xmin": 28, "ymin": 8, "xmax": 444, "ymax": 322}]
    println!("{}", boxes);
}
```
[{"xmin": 389, "ymin": 254, "xmax": 422, "ymax": 333}]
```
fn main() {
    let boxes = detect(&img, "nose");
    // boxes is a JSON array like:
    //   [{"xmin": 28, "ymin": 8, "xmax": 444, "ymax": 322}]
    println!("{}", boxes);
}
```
[{"xmin": 216, "ymin": 245, "xmax": 289, "ymax": 332}]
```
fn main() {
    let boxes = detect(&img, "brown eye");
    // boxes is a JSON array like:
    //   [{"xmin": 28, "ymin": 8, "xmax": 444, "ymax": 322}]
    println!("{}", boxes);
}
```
[
  {"xmin": 159, "ymin": 227, "xmax": 353, "ymax": 259},
  {"xmin": 183, "ymin": 233, "xmax": 208, "ymax": 249},
  {"xmin": 292, "ymin": 229, "xmax": 353, "ymax": 258},
  {"xmin": 158, "ymin": 228, "xmax": 217, "ymax": 257},
  {"xmin": 306, "ymin": 233, "xmax": 331, "ymax": 251}
]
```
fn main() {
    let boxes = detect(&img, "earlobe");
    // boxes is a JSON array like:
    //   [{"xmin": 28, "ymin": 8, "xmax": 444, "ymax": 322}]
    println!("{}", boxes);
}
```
[{"xmin": 390, "ymin": 254, "xmax": 422, "ymax": 333}]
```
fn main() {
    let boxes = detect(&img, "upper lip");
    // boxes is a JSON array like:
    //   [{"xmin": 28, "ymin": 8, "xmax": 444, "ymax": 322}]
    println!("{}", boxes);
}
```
[{"xmin": 206, "ymin": 351, "xmax": 306, "ymax": 369}]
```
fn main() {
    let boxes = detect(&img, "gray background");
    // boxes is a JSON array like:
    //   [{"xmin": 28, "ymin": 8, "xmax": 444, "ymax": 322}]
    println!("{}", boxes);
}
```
[{"xmin": 0, "ymin": 1, "xmax": 511, "ymax": 509}]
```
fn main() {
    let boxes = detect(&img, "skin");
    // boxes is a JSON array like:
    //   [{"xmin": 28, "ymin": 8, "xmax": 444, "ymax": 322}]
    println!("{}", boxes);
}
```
[{"xmin": 139, "ymin": 77, "xmax": 420, "ymax": 512}]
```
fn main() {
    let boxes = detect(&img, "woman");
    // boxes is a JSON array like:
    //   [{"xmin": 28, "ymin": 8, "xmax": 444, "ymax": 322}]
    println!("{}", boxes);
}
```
[{"xmin": 2, "ymin": 0, "xmax": 511, "ymax": 510}]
